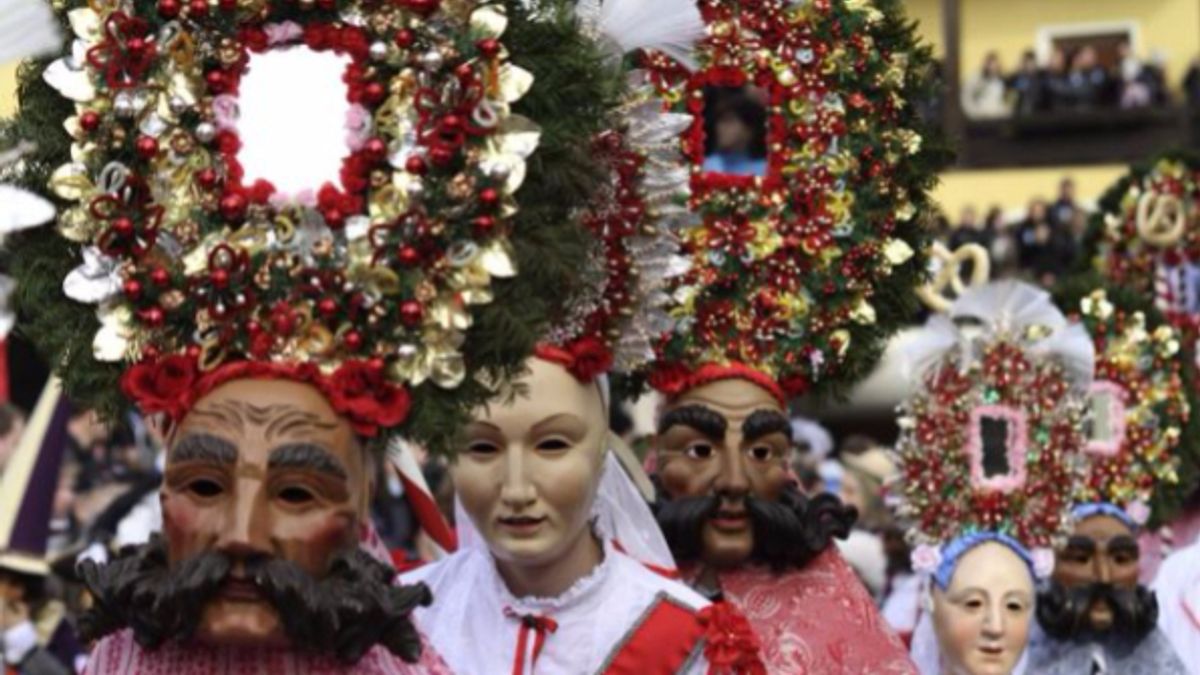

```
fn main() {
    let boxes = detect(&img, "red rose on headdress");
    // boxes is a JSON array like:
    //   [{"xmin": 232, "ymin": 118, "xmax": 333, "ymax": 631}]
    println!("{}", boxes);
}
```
[
  {"xmin": 565, "ymin": 337, "xmax": 613, "ymax": 382},
  {"xmin": 779, "ymin": 373, "xmax": 810, "ymax": 398},
  {"xmin": 326, "ymin": 360, "xmax": 411, "ymax": 436},
  {"xmin": 120, "ymin": 355, "xmax": 199, "ymax": 420},
  {"xmin": 648, "ymin": 362, "xmax": 693, "ymax": 397},
  {"xmin": 698, "ymin": 602, "xmax": 766, "ymax": 675}
]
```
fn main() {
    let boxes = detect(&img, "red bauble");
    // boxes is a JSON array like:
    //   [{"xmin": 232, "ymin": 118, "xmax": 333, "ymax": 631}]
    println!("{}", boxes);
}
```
[
  {"xmin": 343, "ymin": 331, "xmax": 363, "ymax": 351},
  {"xmin": 472, "ymin": 215, "xmax": 495, "ymax": 235},
  {"xmin": 188, "ymin": 0, "xmax": 208, "ymax": 18},
  {"xmin": 363, "ymin": 82, "xmax": 386, "ymax": 105},
  {"xmin": 476, "ymin": 38, "xmax": 500, "ymax": 58},
  {"xmin": 126, "ymin": 37, "xmax": 148, "ymax": 56},
  {"xmin": 324, "ymin": 208, "xmax": 345, "ymax": 228},
  {"xmin": 441, "ymin": 114, "xmax": 463, "ymax": 132},
  {"xmin": 210, "ymin": 268, "xmax": 229, "ymax": 289},
  {"xmin": 405, "ymin": 155, "xmax": 427, "ymax": 175},
  {"xmin": 429, "ymin": 146, "xmax": 454, "ymax": 167},
  {"xmin": 399, "ymin": 301, "xmax": 424, "ymax": 327},
  {"xmin": 80, "ymin": 111, "xmax": 101, "ymax": 132},
  {"xmin": 158, "ymin": 0, "xmax": 181, "ymax": 17},
  {"xmin": 397, "ymin": 245, "xmax": 421, "ymax": 267},
  {"xmin": 479, "ymin": 188, "xmax": 499, "ymax": 207},
  {"xmin": 135, "ymin": 136, "xmax": 159, "ymax": 159},
  {"xmin": 140, "ymin": 307, "xmax": 165, "ymax": 327},
  {"xmin": 394, "ymin": 29, "xmax": 415, "ymax": 49},
  {"xmin": 205, "ymin": 70, "xmax": 226, "ymax": 92},
  {"xmin": 318, "ymin": 297, "xmax": 338, "ymax": 317},
  {"xmin": 195, "ymin": 168, "xmax": 218, "ymax": 189},
  {"xmin": 150, "ymin": 268, "xmax": 170, "ymax": 286},
  {"xmin": 112, "ymin": 217, "xmax": 135, "ymax": 238},
  {"xmin": 364, "ymin": 137, "xmax": 388, "ymax": 161},
  {"xmin": 219, "ymin": 193, "xmax": 247, "ymax": 221},
  {"xmin": 218, "ymin": 0, "xmax": 236, "ymax": 10},
  {"xmin": 123, "ymin": 279, "xmax": 143, "ymax": 299}
]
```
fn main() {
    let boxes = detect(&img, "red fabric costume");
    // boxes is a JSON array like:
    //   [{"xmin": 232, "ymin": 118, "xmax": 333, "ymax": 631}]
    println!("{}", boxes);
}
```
[{"xmin": 689, "ymin": 549, "xmax": 916, "ymax": 674}]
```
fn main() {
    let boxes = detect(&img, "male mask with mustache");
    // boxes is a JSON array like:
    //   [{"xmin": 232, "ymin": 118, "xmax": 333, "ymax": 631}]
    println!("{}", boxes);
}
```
[
  {"xmin": 653, "ymin": 481, "xmax": 856, "ymax": 571},
  {"xmin": 77, "ymin": 536, "xmax": 431, "ymax": 664},
  {"xmin": 1036, "ymin": 580, "xmax": 1159, "ymax": 642}
]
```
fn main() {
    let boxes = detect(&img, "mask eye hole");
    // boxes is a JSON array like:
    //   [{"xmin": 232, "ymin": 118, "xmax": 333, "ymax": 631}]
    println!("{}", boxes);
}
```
[
  {"xmin": 536, "ymin": 438, "xmax": 570, "ymax": 452},
  {"xmin": 278, "ymin": 486, "xmax": 315, "ymax": 504},
  {"xmin": 466, "ymin": 441, "xmax": 500, "ymax": 456},
  {"xmin": 187, "ymin": 479, "xmax": 223, "ymax": 498},
  {"xmin": 685, "ymin": 443, "xmax": 714, "ymax": 460},
  {"xmin": 747, "ymin": 445, "xmax": 773, "ymax": 461}
]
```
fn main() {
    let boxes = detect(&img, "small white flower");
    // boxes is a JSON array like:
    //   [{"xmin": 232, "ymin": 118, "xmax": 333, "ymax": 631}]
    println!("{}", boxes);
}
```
[
  {"xmin": 911, "ymin": 543, "xmax": 943, "ymax": 574},
  {"xmin": 1125, "ymin": 501, "xmax": 1151, "ymax": 526},
  {"xmin": 1031, "ymin": 547, "xmax": 1056, "ymax": 579}
]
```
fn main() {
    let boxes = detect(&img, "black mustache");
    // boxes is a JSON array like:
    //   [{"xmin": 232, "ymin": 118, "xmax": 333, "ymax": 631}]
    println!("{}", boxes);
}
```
[
  {"xmin": 1036, "ymin": 581, "xmax": 1158, "ymax": 641},
  {"xmin": 77, "ymin": 535, "xmax": 432, "ymax": 664},
  {"xmin": 652, "ymin": 481, "xmax": 856, "ymax": 570}
]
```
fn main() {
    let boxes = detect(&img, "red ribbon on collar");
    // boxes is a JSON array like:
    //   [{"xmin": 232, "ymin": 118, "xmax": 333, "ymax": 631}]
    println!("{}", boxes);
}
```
[{"xmin": 504, "ymin": 607, "xmax": 559, "ymax": 675}]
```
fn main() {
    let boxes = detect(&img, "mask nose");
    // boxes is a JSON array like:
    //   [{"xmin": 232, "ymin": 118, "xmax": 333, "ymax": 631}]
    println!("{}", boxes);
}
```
[
  {"xmin": 215, "ymin": 481, "xmax": 272, "ymax": 562},
  {"xmin": 499, "ymin": 446, "xmax": 536, "ymax": 510}
]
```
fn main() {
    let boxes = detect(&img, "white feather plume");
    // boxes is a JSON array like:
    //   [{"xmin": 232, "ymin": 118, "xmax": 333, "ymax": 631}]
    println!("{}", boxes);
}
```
[
  {"xmin": 0, "ymin": 0, "xmax": 61, "ymax": 65},
  {"xmin": 576, "ymin": 0, "xmax": 705, "ymax": 70}
]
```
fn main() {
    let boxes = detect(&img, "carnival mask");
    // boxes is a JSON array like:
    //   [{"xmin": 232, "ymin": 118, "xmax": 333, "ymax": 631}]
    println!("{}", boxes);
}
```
[
  {"xmin": 652, "ymin": 378, "xmax": 853, "ymax": 569},
  {"xmin": 932, "ymin": 541, "xmax": 1034, "ymax": 675},
  {"xmin": 454, "ymin": 358, "xmax": 607, "ymax": 587},
  {"xmin": 76, "ymin": 378, "xmax": 430, "ymax": 663},
  {"xmin": 1037, "ymin": 513, "xmax": 1157, "ymax": 640}
]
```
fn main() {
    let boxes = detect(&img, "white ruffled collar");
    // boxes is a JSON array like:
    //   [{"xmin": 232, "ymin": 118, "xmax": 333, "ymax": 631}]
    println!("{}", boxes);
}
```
[{"xmin": 485, "ymin": 538, "xmax": 616, "ymax": 615}]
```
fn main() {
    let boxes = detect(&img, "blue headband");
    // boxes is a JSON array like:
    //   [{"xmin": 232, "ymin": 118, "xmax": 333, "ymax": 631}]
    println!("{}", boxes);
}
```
[
  {"xmin": 933, "ymin": 531, "xmax": 1035, "ymax": 590},
  {"xmin": 1071, "ymin": 501, "xmax": 1139, "ymax": 530}
]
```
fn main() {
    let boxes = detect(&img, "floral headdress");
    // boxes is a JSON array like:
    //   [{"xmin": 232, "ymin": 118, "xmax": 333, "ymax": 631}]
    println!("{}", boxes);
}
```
[
  {"xmin": 632, "ymin": 0, "xmax": 945, "ymax": 403},
  {"xmin": 1053, "ymin": 276, "xmax": 1200, "ymax": 527},
  {"xmin": 896, "ymin": 281, "xmax": 1094, "ymax": 584},
  {"xmin": 1084, "ymin": 154, "xmax": 1200, "ymax": 363},
  {"xmin": 5, "ymin": 0, "xmax": 642, "ymax": 452}
]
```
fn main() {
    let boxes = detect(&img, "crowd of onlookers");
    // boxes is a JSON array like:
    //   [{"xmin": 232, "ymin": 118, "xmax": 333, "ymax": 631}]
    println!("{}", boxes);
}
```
[
  {"xmin": 933, "ymin": 177, "xmax": 1087, "ymax": 288},
  {"xmin": 962, "ymin": 42, "xmax": 1174, "ymax": 119}
]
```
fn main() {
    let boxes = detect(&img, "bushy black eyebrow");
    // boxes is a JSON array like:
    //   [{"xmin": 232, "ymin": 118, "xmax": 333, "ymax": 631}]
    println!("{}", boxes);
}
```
[
  {"xmin": 657, "ymin": 405, "xmax": 728, "ymax": 439},
  {"xmin": 268, "ymin": 442, "xmax": 348, "ymax": 480},
  {"xmin": 169, "ymin": 433, "xmax": 237, "ymax": 466},
  {"xmin": 1064, "ymin": 536, "xmax": 1097, "ymax": 554},
  {"xmin": 742, "ymin": 410, "xmax": 792, "ymax": 443}
]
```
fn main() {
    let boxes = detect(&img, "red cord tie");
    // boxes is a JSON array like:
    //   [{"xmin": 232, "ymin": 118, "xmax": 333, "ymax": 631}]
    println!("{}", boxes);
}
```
[{"xmin": 504, "ymin": 607, "xmax": 559, "ymax": 675}]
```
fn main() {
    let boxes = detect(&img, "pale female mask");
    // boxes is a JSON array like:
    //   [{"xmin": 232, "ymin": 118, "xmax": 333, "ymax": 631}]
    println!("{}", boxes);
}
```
[
  {"xmin": 454, "ymin": 358, "xmax": 608, "ymax": 597},
  {"xmin": 931, "ymin": 541, "xmax": 1035, "ymax": 675}
]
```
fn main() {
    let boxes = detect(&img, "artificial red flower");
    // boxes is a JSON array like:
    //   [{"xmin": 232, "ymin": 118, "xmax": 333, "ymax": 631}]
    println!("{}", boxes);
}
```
[
  {"xmin": 698, "ymin": 602, "xmax": 766, "ymax": 675},
  {"xmin": 564, "ymin": 337, "xmax": 613, "ymax": 382},
  {"xmin": 326, "ymin": 360, "xmax": 411, "ymax": 436},
  {"xmin": 120, "ymin": 354, "xmax": 199, "ymax": 420},
  {"xmin": 648, "ymin": 362, "xmax": 693, "ymax": 397}
]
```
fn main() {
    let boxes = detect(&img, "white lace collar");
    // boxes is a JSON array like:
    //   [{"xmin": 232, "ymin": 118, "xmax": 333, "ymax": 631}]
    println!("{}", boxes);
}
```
[{"xmin": 485, "ymin": 538, "xmax": 617, "ymax": 615}]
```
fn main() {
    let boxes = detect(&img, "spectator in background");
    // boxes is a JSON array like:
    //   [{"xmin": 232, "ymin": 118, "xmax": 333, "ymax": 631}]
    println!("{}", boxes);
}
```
[
  {"xmin": 1184, "ymin": 57, "xmax": 1200, "ymax": 107},
  {"xmin": 1045, "ymin": 47, "xmax": 1072, "ymax": 110},
  {"xmin": 0, "ymin": 402, "xmax": 26, "ymax": 474},
  {"xmin": 702, "ymin": 87, "xmax": 768, "ymax": 176},
  {"xmin": 1142, "ymin": 49, "xmax": 1170, "ymax": 106},
  {"xmin": 1117, "ymin": 40, "xmax": 1152, "ymax": 109},
  {"xmin": 961, "ymin": 51, "xmax": 1010, "ymax": 119},
  {"xmin": 1052, "ymin": 177, "xmax": 1078, "ymax": 226},
  {"xmin": 949, "ymin": 205, "xmax": 993, "ymax": 251},
  {"xmin": 1062, "ymin": 46, "xmax": 1112, "ymax": 109},
  {"xmin": 839, "ymin": 446, "xmax": 897, "ymax": 533},
  {"xmin": 1008, "ymin": 50, "xmax": 1045, "ymax": 115},
  {"xmin": 1019, "ymin": 197, "xmax": 1077, "ymax": 286},
  {"xmin": 987, "ymin": 206, "xmax": 1021, "ymax": 279}
]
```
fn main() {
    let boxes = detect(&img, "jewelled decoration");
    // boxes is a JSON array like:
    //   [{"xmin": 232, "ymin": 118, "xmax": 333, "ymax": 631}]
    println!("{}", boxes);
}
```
[
  {"xmin": 1088, "ymin": 157, "xmax": 1200, "ymax": 363},
  {"xmin": 1072, "ymin": 289, "xmax": 1188, "ymax": 521},
  {"xmin": 640, "ymin": 0, "xmax": 936, "ymax": 398},
  {"xmin": 896, "ymin": 322, "xmax": 1090, "ymax": 552},
  {"xmin": 42, "ymin": 1, "xmax": 536, "ymax": 426},
  {"xmin": 540, "ymin": 72, "xmax": 693, "ymax": 377}
]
